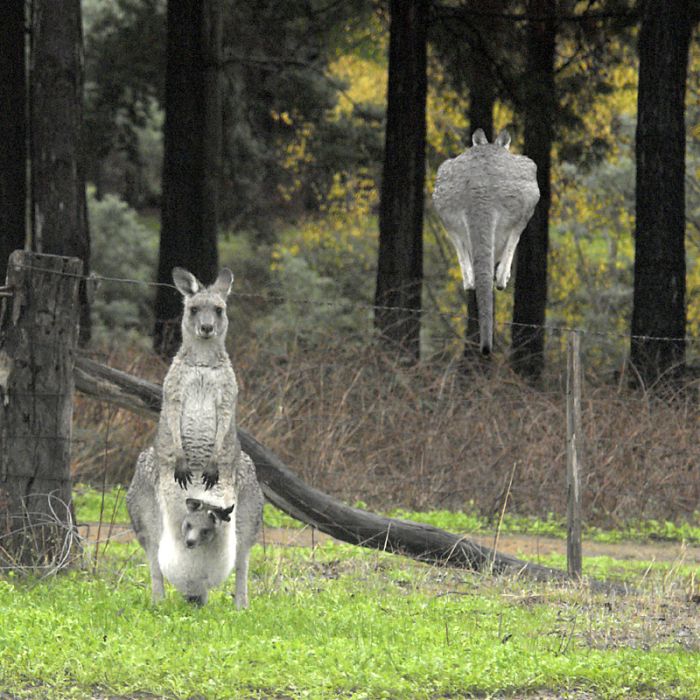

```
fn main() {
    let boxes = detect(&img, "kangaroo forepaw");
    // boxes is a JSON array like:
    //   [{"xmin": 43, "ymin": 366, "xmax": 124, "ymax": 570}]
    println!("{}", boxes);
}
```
[
  {"xmin": 202, "ymin": 469, "xmax": 220, "ymax": 490},
  {"xmin": 174, "ymin": 466, "xmax": 193, "ymax": 489}
]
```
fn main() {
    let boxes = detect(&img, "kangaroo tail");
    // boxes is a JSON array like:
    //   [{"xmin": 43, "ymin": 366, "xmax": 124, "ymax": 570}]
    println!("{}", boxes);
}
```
[{"xmin": 473, "ymin": 218, "xmax": 495, "ymax": 356}]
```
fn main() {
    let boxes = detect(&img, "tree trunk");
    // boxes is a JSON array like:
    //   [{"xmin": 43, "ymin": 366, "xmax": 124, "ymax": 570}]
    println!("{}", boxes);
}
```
[
  {"xmin": 154, "ymin": 0, "xmax": 222, "ymax": 356},
  {"xmin": 30, "ymin": 0, "xmax": 91, "ymax": 344},
  {"xmin": 0, "ymin": 252, "xmax": 82, "ymax": 570},
  {"xmin": 630, "ymin": 0, "xmax": 692, "ymax": 387},
  {"xmin": 0, "ymin": 1, "xmax": 27, "ymax": 280},
  {"xmin": 464, "ymin": 61, "xmax": 495, "ymax": 367},
  {"xmin": 374, "ymin": 0, "xmax": 428, "ymax": 363},
  {"xmin": 511, "ymin": 0, "xmax": 556, "ymax": 381},
  {"xmin": 73, "ymin": 354, "xmax": 572, "ymax": 583}
]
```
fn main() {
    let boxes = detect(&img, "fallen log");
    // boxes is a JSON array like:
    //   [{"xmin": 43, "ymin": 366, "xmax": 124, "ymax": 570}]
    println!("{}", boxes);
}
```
[{"xmin": 74, "ymin": 355, "xmax": 569, "ymax": 582}]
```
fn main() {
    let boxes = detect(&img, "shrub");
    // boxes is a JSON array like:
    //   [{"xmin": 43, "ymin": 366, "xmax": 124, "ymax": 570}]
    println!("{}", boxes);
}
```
[{"xmin": 87, "ymin": 192, "xmax": 158, "ymax": 346}]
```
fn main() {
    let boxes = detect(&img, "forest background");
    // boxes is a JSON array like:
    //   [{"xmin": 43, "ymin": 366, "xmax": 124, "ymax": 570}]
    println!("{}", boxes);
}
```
[
  {"xmin": 1, "ymin": 0, "xmax": 699, "ymax": 525},
  {"xmin": 74, "ymin": 0, "xmax": 699, "ymax": 373}
]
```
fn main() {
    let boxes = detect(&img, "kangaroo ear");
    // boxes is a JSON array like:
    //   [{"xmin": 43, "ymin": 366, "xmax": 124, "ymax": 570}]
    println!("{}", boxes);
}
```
[
  {"xmin": 212, "ymin": 504, "xmax": 234, "ymax": 522},
  {"xmin": 211, "ymin": 268, "xmax": 234, "ymax": 298},
  {"xmin": 495, "ymin": 129, "xmax": 511, "ymax": 150},
  {"xmin": 472, "ymin": 128, "xmax": 488, "ymax": 146},
  {"xmin": 186, "ymin": 498, "xmax": 203, "ymax": 512},
  {"xmin": 172, "ymin": 268, "xmax": 201, "ymax": 297}
]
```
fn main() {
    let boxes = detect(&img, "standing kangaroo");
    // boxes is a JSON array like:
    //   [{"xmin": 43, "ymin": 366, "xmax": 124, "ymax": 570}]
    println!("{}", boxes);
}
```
[
  {"xmin": 127, "ymin": 268, "xmax": 263, "ymax": 607},
  {"xmin": 432, "ymin": 128, "xmax": 540, "ymax": 355}
]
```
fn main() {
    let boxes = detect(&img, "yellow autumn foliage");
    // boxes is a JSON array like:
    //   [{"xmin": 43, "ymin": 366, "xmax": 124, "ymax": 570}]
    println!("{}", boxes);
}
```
[{"xmin": 269, "ymin": 23, "xmax": 699, "ymax": 363}]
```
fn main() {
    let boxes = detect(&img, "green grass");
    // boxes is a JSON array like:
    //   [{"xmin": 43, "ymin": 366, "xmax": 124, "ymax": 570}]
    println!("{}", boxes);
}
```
[
  {"xmin": 0, "ymin": 539, "xmax": 698, "ymax": 700},
  {"xmin": 73, "ymin": 483, "xmax": 130, "ymax": 524},
  {"xmin": 74, "ymin": 485, "xmax": 700, "ymax": 546},
  {"xmin": 387, "ymin": 508, "xmax": 700, "ymax": 545},
  {"xmin": 72, "ymin": 484, "xmax": 303, "ymax": 531}
]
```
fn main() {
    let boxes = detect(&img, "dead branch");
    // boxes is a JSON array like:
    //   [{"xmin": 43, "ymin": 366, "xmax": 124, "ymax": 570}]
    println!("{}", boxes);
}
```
[{"xmin": 74, "ymin": 355, "xmax": 570, "ymax": 582}]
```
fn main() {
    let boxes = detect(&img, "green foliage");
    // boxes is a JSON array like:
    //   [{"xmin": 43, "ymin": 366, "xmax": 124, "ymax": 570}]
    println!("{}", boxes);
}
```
[
  {"xmin": 256, "ymin": 252, "xmax": 371, "ymax": 352},
  {"xmin": 84, "ymin": 0, "xmax": 378, "ymax": 228},
  {"xmin": 255, "ymin": 174, "xmax": 379, "ymax": 347},
  {"xmin": 87, "ymin": 192, "xmax": 158, "ymax": 345},
  {"xmin": 1, "ymin": 541, "xmax": 698, "ymax": 699},
  {"xmin": 262, "ymin": 504, "xmax": 303, "ymax": 529},
  {"xmin": 83, "ymin": 0, "xmax": 166, "ymax": 206}
]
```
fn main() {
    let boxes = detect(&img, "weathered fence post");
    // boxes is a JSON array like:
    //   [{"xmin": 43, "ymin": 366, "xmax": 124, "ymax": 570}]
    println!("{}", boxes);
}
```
[
  {"xmin": 0, "ymin": 251, "xmax": 82, "ymax": 570},
  {"xmin": 566, "ymin": 329, "xmax": 584, "ymax": 579}
]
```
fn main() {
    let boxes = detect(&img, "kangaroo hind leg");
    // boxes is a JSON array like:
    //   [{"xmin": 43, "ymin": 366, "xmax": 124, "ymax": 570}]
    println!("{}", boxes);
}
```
[
  {"xmin": 448, "ymin": 212, "xmax": 474, "ymax": 290},
  {"xmin": 233, "ymin": 476, "xmax": 263, "ymax": 610},
  {"xmin": 147, "ymin": 547, "xmax": 165, "ymax": 602},
  {"xmin": 494, "ymin": 228, "xmax": 521, "ymax": 291}
]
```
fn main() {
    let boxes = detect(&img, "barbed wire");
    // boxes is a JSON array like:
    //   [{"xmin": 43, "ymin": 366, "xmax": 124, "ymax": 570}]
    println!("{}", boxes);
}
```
[
  {"xmin": 0, "ymin": 492, "xmax": 81, "ymax": 576},
  {"xmin": 9, "ymin": 261, "xmax": 700, "ymax": 346}
]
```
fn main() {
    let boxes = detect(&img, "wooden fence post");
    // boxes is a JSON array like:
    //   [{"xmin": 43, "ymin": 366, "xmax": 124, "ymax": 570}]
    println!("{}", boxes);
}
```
[
  {"xmin": 566, "ymin": 329, "xmax": 584, "ymax": 579},
  {"xmin": 0, "ymin": 250, "xmax": 82, "ymax": 570}
]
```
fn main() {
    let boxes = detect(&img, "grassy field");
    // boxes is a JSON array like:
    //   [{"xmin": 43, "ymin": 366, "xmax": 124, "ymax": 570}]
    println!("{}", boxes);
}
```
[
  {"xmin": 1, "ymin": 493, "xmax": 698, "ymax": 700},
  {"xmin": 72, "ymin": 483, "xmax": 700, "ymax": 545}
]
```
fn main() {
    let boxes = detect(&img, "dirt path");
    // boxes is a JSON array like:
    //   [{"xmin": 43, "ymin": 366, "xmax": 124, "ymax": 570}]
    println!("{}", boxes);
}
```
[{"xmin": 79, "ymin": 522, "xmax": 700, "ymax": 565}]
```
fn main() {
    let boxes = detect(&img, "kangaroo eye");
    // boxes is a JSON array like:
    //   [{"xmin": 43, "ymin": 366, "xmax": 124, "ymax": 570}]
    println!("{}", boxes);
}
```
[
  {"xmin": 189, "ymin": 306, "xmax": 198, "ymax": 316},
  {"xmin": 215, "ymin": 307, "xmax": 223, "ymax": 316}
]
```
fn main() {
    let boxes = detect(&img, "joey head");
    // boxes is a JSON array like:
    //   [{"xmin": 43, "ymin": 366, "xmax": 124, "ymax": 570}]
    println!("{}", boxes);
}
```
[{"xmin": 182, "ymin": 497, "xmax": 234, "ymax": 549}]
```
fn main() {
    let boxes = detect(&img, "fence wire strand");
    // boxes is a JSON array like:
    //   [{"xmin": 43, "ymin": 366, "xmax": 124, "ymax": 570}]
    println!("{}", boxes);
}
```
[
  {"xmin": 1, "ymin": 256, "xmax": 698, "ymax": 561},
  {"xmin": 10, "ymin": 261, "xmax": 700, "ymax": 345}
]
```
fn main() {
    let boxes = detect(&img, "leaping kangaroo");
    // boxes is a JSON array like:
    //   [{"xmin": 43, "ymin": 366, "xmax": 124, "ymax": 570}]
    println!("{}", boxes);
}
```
[{"xmin": 432, "ymin": 128, "xmax": 540, "ymax": 355}]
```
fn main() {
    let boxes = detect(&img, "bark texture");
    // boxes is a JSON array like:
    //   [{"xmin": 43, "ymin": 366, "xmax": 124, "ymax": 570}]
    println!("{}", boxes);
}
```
[
  {"xmin": 30, "ymin": 0, "xmax": 90, "ymax": 343},
  {"xmin": 154, "ymin": 0, "xmax": 222, "ymax": 356},
  {"xmin": 630, "ymin": 0, "xmax": 692, "ymax": 386},
  {"xmin": 511, "ymin": 0, "xmax": 556, "ymax": 380},
  {"xmin": 0, "ymin": 2, "xmax": 27, "ymax": 279},
  {"xmin": 374, "ymin": 0, "xmax": 429, "ymax": 362},
  {"xmin": 0, "ymin": 252, "xmax": 82, "ymax": 567}
]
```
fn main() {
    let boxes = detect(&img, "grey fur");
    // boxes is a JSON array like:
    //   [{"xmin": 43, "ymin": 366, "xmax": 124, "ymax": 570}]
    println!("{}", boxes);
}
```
[
  {"xmin": 126, "ymin": 267, "xmax": 263, "ymax": 607},
  {"xmin": 432, "ymin": 128, "xmax": 540, "ymax": 355},
  {"xmin": 126, "ymin": 446, "xmax": 263, "ymax": 607},
  {"xmin": 160, "ymin": 267, "xmax": 237, "ymax": 490}
]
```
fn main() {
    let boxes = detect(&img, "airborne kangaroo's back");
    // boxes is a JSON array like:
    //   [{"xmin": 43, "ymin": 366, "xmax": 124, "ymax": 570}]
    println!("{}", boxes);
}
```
[{"xmin": 432, "ymin": 128, "xmax": 540, "ymax": 355}]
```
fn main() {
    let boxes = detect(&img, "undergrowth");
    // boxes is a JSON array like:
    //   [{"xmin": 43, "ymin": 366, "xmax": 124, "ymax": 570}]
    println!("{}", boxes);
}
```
[{"xmin": 72, "ymin": 339, "xmax": 700, "ymax": 532}]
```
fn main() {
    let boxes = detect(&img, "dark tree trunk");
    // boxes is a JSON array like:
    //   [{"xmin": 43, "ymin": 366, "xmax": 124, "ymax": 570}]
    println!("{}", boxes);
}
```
[
  {"xmin": 511, "ymin": 0, "xmax": 556, "ymax": 381},
  {"xmin": 154, "ymin": 0, "xmax": 222, "ymax": 356},
  {"xmin": 374, "ymin": 0, "xmax": 428, "ymax": 362},
  {"xmin": 0, "ymin": 1, "xmax": 27, "ymax": 279},
  {"xmin": 30, "ymin": 0, "xmax": 91, "ymax": 344},
  {"xmin": 464, "ymin": 63, "xmax": 495, "ymax": 366},
  {"xmin": 630, "ymin": 0, "xmax": 692, "ymax": 387}
]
